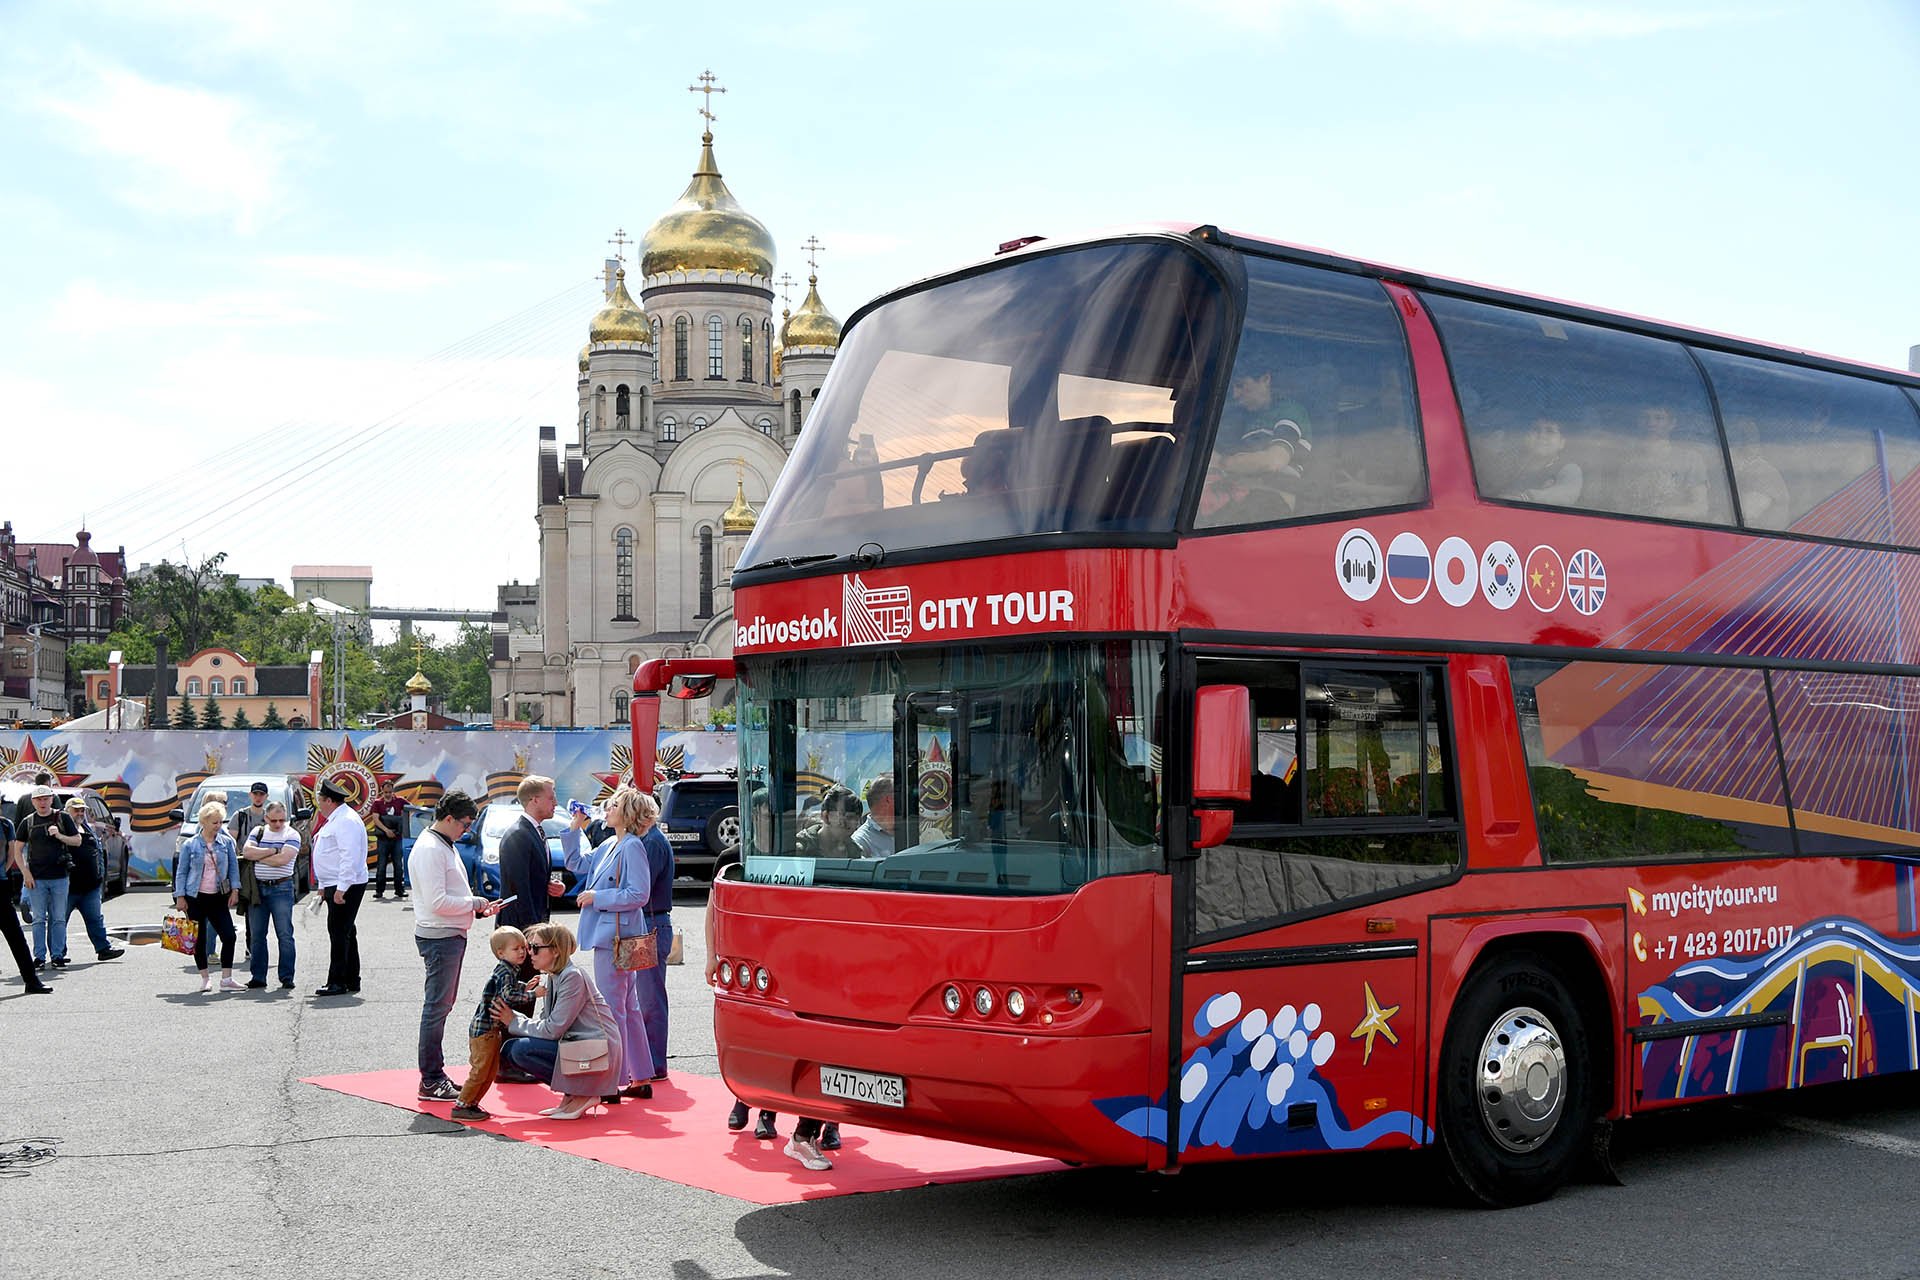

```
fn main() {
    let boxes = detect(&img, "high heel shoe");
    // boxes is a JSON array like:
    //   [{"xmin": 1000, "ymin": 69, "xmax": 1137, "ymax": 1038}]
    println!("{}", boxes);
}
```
[{"xmin": 548, "ymin": 1095, "xmax": 599, "ymax": 1121}]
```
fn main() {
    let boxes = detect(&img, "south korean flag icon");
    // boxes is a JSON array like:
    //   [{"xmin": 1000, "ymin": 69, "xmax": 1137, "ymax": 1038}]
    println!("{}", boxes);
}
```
[{"xmin": 1480, "ymin": 539, "xmax": 1521, "ymax": 610}]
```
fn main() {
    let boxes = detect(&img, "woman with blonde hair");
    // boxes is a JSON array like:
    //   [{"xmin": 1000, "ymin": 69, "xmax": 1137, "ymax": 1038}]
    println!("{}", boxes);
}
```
[
  {"xmin": 174, "ymin": 800, "xmax": 241, "ymax": 993},
  {"xmin": 560, "ymin": 785, "xmax": 657, "ymax": 1099},
  {"xmin": 492, "ymin": 921, "xmax": 622, "ymax": 1119}
]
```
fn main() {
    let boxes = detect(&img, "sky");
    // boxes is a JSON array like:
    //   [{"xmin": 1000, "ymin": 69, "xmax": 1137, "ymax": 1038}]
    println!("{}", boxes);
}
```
[{"xmin": 2, "ymin": 0, "xmax": 1916, "ymax": 611}]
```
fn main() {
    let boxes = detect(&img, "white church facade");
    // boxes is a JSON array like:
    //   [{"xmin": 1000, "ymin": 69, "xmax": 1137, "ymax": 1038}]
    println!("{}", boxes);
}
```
[{"xmin": 490, "ymin": 93, "xmax": 841, "ymax": 729}]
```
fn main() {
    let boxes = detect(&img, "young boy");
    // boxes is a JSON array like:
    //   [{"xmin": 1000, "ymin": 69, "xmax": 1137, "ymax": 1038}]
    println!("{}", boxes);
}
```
[{"xmin": 450, "ymin": 926, "xmax": 538, "ymax": 1121}]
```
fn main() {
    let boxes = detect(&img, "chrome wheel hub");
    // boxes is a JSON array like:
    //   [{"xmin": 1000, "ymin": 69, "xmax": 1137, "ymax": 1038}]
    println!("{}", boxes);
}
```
[{"xmin": 1475, "ymin": 1005, "xmax": 1566, "ymax": 1153}]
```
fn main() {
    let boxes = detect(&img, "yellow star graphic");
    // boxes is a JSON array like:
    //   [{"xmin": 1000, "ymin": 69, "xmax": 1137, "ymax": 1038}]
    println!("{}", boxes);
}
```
[{"xmin": 1349, "ymin": 981, "xmax": 1401, "ymax": 1065}]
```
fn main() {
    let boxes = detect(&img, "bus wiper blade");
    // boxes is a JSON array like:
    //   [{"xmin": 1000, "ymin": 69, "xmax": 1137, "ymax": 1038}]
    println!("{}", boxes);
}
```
[{"xmin": 755, "ymin": 552, "xmax": 840, "ymax": 569}]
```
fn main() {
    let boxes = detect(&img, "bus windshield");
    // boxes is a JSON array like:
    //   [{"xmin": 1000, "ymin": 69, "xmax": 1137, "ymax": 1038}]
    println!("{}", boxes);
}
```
[
  {"xmin": 739, "ymin": 241, "xmax": 1230, "ymax": 570},
  {"xmin": 737, "ymin": 640, "xmax": 1166, "ymax": 895}
]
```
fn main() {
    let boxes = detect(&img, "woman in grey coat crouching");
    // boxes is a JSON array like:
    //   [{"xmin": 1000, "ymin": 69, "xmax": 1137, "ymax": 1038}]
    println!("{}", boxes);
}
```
[{"xmin": 493, "ymin": 920, "xmax": 622, "ymax": 1120}]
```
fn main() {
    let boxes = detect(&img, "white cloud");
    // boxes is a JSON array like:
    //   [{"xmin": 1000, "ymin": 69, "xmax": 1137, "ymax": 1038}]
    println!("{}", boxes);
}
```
[
  {"xmin": 1191, "ymin": 0, "xmax": 1727, "ymax": 40},
  {"xmin": 31, "ymin": 54, "xmax": 298, "ymax": 233}
]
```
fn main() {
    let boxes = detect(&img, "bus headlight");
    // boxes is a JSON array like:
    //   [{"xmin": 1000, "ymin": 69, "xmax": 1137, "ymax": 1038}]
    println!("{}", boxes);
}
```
[
  {"xmin": 973, "ymin": 986, "xmax": 995, "ymax": 1017},
  {"xmin": 717, "ymin": 961, "xmax": 733, "ymax": 986},
  {"xmin": 737, "ymin": 965, "xmax": 753, "ymax": 989},
  {"xmin": 942, "ymin": 984, "xmax": 963, "ymax": 1015},
  {"xmin": 754, "ymin": 966, "xmax": 770, "ymax": 992},
  {"xmin": 1005, "ymin": 988, "xmax": 1028, "ymax": 1019}
]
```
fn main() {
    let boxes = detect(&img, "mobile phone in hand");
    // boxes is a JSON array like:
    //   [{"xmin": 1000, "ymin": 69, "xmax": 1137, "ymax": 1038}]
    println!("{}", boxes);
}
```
[{"xmin": 493, "ymin": 895, "xmax": 518, "ymax": 909}]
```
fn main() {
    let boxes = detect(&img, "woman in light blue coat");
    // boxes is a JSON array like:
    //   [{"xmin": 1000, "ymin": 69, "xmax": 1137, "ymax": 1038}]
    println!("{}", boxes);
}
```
[
  {"xmin": 561, "ymin": 785, "xmax": 655, "ymax": 1099},
  {"xmin": 173, "ymin": 801, "xmax": 241, "ymax": 993}
]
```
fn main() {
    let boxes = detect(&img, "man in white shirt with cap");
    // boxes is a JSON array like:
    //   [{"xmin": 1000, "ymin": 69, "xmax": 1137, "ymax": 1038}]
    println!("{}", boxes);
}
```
[{"xmin": 310, "ymin": 779, "xmax": 370, "ymax": 996}]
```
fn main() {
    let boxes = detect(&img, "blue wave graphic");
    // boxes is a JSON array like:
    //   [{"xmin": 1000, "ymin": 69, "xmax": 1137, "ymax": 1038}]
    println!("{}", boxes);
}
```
[{"xmin": 1095, "ymin": 992, "xmax": 1431, "ymax": 1156}]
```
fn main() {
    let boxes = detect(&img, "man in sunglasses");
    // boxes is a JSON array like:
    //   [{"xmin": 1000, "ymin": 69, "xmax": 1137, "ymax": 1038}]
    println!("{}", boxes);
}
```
[{"xmin": 408, "ymin": 790, "xmax": 508, "ymax": 1103}]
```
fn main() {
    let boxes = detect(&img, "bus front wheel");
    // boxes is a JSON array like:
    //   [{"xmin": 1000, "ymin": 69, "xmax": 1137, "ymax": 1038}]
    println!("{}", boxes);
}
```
[{"xmin": 1437, "ymin": 950, "xmax": 1592, "ymax": 1207}]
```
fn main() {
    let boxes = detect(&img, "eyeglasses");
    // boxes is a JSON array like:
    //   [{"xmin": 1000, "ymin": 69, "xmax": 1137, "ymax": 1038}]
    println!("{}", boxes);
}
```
[{"xmin": 527, "ymin": 943, "xmax": 553, "ymax": 953}]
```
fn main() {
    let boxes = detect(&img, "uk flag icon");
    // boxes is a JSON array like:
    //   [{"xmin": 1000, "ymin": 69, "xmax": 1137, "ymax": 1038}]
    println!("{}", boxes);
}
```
[{"xmin": 1566, "ymin": 548, "xmax": 1607, "ymax": 616}]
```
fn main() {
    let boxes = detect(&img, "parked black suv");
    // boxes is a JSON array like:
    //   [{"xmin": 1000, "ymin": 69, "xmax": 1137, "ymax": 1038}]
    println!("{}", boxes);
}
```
[{"xmin": 656, "ymin": 774, "xmax": 739, "ymax": 880}]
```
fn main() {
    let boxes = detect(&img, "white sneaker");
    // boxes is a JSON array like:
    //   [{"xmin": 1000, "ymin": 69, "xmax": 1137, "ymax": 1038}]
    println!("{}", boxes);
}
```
[
  {"xmin": 219, "ymin": 977, "xmax": 245, "ymax": 991},
  {"xmin": 199, "ymin": 976, "xmax": 213, "ymax": 993},
  {"xmin": 784, "ymin": 1137, "xmax": 832, "ymax": 1171}
]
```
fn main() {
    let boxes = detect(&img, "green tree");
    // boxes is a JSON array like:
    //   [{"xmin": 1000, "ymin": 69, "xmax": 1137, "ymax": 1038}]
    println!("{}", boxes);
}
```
[
  {"xmin": 261, "ymin": 703, "xmax": 285, "ymax": 729},
  {"xmin": 131, "ymin": 553, "xmax": 250, "ymax": 659},
  {"xmin": 230, "ymin": 706, "xmax": 252, "ymax": 730},
  {"xmin": 67, "ymin": 626, "xmax": 158, "ymax": 684},
  {"xmin": 171, "ymin": 699, "xmax": 198, "ymax": 730},
  {"xmin": 202, "ymin": 696, "xmax": 224, "ymax": 730}
]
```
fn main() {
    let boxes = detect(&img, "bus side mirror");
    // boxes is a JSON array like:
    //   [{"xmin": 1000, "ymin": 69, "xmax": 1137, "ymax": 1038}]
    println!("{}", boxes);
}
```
[
  {"xmin": 1191, "ymin": 684, "xmax": 1251, "ymax": 850},
  {"xmin": 669, "ymin": 674, "xmax": 718, "ymax": 700}
]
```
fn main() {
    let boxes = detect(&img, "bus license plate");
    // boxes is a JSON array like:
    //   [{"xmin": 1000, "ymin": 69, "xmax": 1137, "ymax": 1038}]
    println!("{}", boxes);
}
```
[{"xmin": 819, "ymin": 1065, "xmax": 905, "ymax": 1108}]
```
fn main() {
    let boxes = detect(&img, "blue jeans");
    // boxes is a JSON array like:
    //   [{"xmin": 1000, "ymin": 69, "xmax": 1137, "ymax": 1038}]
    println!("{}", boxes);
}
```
[
  {"xmin": 247, "ymin": 879, "xmax": 297, "ymax": 984},
  {"xmin": 66, "ymin": 884, "xmax": 110, "ymax": 956},
  {"xmin": 416, "ymin": 934, "xmax": 466, "ymax": 1084},
  {"xmin": 500, "ymin": 1034, "xmax": 558, "ymax": 1085},
  {"xmin": 638, "ymin": 919, "xmax": 672, "ymax": 1078},
  {"xmin": 27, "ymin": 876, "xmax": 69, "ymax": 963}
]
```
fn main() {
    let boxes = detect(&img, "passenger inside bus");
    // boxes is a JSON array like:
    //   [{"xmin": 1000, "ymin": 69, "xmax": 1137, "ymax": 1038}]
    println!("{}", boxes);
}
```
[
  {"xmin": 959, "ymin": 429, "xmax": 1015, "ymax": 495},
  {"xmin": 1607, "ymin": 405, "xmax": 1716, "ymax": 520},
  {"xmin": 1493, "ymin": 417, "xmax": 1584, "ymax": 505},
  {"xmin": 1727, "ymin": 416, "xmax": 1792, "ymax": 529},
  {"xmin": 1196, "ymin": 417, "xmax": 1311, "ymax": 525}
]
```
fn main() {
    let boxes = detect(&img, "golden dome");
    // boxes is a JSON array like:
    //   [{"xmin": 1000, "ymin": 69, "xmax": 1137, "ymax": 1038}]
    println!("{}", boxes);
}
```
[
  {"xmin": 588, "ymin": 269, "xmax": 650, "ymax": 344},
  {"xmin": 405, "ymin": 669, "xmax": 433, "ymax": 695},
  {"xmin": 577, "ymin": 343, "xmax": 590, "ymax": 371},
  {"xmin": 639, "ymin": 133, "xmax": 776, "ymax": 279},
  {"xmin": 780, "ymin": 273, "xmax": 840, "ymax": 349},
  {"xmin": 721, "ymin": 478, "xmax": 758, "ymax": 534}
]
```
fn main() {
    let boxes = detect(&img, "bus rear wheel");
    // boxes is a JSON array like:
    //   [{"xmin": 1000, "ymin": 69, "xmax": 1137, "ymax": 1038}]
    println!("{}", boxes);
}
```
[{"xmin": 1437, "ymin": 950, "xmax": 1592, "ymax": 1207}]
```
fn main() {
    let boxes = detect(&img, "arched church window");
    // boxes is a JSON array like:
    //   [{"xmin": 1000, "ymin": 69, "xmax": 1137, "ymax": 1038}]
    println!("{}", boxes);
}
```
[
  {"xmin": 613, "ymin": 691, "xmax": 630, "ymax": 723},
  {"xmin": 594, "ymin": 385, "xmax": 606, "ymax": 429},
  {"xmin": 698, "ymin": 526, "xmax": 714, "ymax": 618},
  {"xmin": 762, "ymin": 320, "xmax": 773, "ymax": 384},
  {"xmin": 692, "ymin": 416, "xmax": 708, "ymax": 432},
  {"xmin": 757, "ymin": 417, "xmax": 774, "ymax": 436},
  {"xmin": 707, "ymin": 316, "xmax": 725, "ymax": 379},
  {"xmin": 739, "ymin": 316, "xmax": 754, "ymax": 382},
  {"xmin": 615, "ymin": 384, "xmax": 630, "ymax": 430},
  {"xmin": 673, "ymin": 317, "xmax": 689, "ymax": 381},
  {"xmin": 790, "ymin": 389, "xmax": 802, "ymax": 435},
  {"xmin": 614, "ymin": 527, "xmax": 635, "ymax": 619},
  {"xmin": 650, "ymin": 318, "xmax": 662, "ymax": 382},
  {"xmin": 660, "ymin": 416, "xmax": 677, "ymax": 443}
]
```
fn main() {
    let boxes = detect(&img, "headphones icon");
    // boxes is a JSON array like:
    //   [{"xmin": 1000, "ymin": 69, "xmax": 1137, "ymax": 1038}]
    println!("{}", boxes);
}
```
[{"xmin": 1340, "ymin": 535, "xmax": 1377, "ymax": 585}]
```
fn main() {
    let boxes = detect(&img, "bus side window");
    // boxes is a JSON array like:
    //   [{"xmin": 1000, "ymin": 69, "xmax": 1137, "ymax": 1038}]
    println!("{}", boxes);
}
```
[
  {"xmin": 1694, "ymin": 349, "xmax": 1920, "ymax": 544},
  {"xmin": 1196, "ymin": 259, "xmax": 1423, "ymax": 531},
  {"xmin": 1191, "ymin": 659, "xmax": 1458, "ymax": 937},
  {"xmin": 1429, "ymin": 293, "xmax": 1736, "ymax": 527}
]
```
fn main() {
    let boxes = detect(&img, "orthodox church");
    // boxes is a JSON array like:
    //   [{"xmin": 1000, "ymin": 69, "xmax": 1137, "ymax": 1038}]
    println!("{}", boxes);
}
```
[{"xmin": 490, "ymin": 89, "xmax": 843, "ymax": 728}]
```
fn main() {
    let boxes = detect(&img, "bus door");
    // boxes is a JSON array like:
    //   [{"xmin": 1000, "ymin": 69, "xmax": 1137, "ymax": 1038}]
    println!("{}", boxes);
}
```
[{"xmin": 1174, "ymin": 653, "xmax": 1461, "ymax": 1164}]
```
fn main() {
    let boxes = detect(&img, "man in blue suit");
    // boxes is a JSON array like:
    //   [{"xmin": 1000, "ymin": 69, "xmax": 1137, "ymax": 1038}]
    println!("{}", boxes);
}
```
[{"xmin": 495, "ymin": 775, "xmax": 558, "ymax": 935}]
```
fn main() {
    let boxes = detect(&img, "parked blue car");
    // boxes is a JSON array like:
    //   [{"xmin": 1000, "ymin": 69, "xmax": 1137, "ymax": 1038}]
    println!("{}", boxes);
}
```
[{"xmin": 474, "ymin": 802, "xmax": 576, "ymax": 906}]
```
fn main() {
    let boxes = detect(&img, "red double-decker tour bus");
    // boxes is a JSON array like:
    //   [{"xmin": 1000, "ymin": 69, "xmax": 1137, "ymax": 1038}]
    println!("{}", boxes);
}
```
[{"xmin": 632, "ymin": 224, "xmax": 1920, "ymax": 1205}]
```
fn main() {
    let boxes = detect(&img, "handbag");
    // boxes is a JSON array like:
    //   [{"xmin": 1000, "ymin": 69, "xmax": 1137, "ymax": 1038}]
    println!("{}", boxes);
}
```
[
  {"xmin": 161, "ymin": 912, "xmax": 199, "ymax": 955},
  {"xmin": 607, "ymin": 837, "xmax": 658, "ymax": 972},
  {"xmin": 557, "ymin": 1037, "xmax": 611, "ymax": 1072}
]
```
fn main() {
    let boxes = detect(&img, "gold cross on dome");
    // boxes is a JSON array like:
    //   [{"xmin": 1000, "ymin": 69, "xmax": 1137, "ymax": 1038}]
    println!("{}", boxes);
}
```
[
  {"xmin": 412, "ymin": 636, "xmax": 428, "ymax": 666},
  {"xmin": 800, "ymin": 235, "xmax": 826, "ymax": 274},
  {"xmin": 689, "ymin": 69, "xmax": 726, "ymax": 129},
  {"xmin": 776, "ymin": 273, "xmax": 796, "ymax": 309},
  {"xmin": 607, "ymin": 228, "xmax": 630, "ymax": 262}
]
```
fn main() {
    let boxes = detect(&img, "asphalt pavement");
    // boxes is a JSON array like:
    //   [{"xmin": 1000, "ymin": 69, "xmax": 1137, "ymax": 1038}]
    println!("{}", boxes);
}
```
[{"xmin": 2, "ymin": 886, "xmax": 1917, "ymax": 1279}]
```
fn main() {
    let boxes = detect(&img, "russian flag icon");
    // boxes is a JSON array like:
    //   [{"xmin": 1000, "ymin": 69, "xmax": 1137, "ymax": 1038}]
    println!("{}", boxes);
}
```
[{"xmin": 1386, "ymin": 532, "xmax": 1432, "ymax": 603}]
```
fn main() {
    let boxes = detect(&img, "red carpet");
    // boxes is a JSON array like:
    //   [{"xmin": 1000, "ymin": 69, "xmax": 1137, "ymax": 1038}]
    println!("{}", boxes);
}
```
[{"xmin": 303, "ymin": 1068, "xmax": 1065, "ymax": 1204}]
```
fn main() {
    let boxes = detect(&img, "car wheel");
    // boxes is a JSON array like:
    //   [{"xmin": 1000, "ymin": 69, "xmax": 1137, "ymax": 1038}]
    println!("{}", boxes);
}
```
[
  {"xmin": 1436, "ymin": 950, "xmax": 1593, "ymax": 1208},
  {"xmin": 705, "ymin": 806, "xmax": 740, "ymax": 856}
]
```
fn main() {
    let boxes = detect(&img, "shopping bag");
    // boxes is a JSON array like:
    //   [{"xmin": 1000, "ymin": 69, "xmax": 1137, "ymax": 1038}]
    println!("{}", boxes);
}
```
[{"xmin": 160, "ymin": 912, "xmax": 199, "ymax": 955}]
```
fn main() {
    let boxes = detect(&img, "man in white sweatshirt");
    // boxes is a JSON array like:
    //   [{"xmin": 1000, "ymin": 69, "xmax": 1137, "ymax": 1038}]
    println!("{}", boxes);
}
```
[{"xmin": 408, "ymin": 790, "xmax": 503, "ymax": 1102}]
